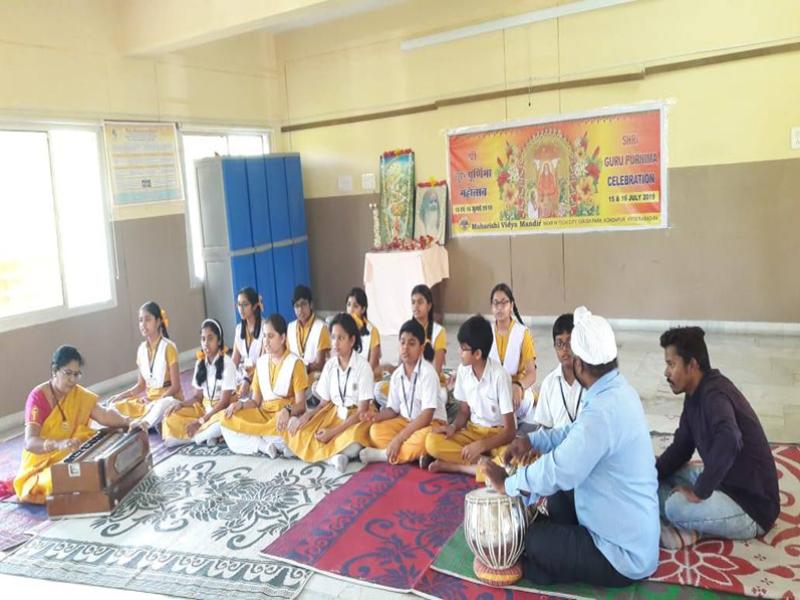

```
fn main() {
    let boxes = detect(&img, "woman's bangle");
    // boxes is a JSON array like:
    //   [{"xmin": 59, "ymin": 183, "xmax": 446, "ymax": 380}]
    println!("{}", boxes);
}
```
[
  {"xmin": 512, "ymin": 380, "xmax": 524, "ymax": 390},
  {"xmin": 243, "ymin": 376, "xmax": 252, "ymax": 384}
]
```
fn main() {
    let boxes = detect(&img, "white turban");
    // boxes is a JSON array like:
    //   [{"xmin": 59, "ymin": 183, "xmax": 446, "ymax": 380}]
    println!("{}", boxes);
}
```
[{"xmin": 571, "ymin": 306, "xmax": 617, "ymax": 365}]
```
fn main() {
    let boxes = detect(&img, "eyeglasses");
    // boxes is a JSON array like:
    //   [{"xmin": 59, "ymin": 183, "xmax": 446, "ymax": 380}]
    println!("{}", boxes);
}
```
[
  {"xmin": 236, "ymin": 302, "xmax": 251, "ymax": 309},
  {"xmin": 60, "ymin": 368, "xmax": 82, "ymax": 380},
  {"xmin": 459, "ymin": 345, "xmax": 473, "ymax": 353},
  {"xmin": 555, "ymin": 340, "xmax": 571, "ymax": 350},
  {"xmin": 491, "ymin": 299, "xmax": 510, "ymax": 307}
]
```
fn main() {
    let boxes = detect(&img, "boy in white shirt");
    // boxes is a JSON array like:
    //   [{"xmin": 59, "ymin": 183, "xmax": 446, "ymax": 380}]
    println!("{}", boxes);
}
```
[
  {"xmin": 360, "ymin": 319, "xmax": 447, "ymax": 464},
  {"xmin": 534, "ymin": 313, "xmax": 585, "ymax": 429},
  {"xmin": 422, "ymin": 315, "xmax": 516, "ymax": 480}
]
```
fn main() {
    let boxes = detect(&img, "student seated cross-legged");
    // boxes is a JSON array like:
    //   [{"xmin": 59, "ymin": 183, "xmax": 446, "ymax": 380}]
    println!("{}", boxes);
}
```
[
  {"xmin": 220, "ymin": 313, "xmax": 308, "ymax": 457},
  {"xmin": 286, "ymin": 285, "xmax": 330, "ymax": 396},
  {"xmin": 422, "ymin": 314, "xmax": 516, "ymax": 481},
  {"xmin": 107, "ymin": 301, "xmax": 184, "ymax": 430},
  {"xmin": 359, "ymin": 319, "xmax": 447, "ymax": 465},
  {"xmin": 345, "ymin": 286, "xmax": 382, "ymax": 379},
  {"xmin": 283, "ymin": 313, "xmax": 375, "ymax": 472},
  {"xmin": 162, "ymin": 318, "xmax": 236, "ymax": 447}
]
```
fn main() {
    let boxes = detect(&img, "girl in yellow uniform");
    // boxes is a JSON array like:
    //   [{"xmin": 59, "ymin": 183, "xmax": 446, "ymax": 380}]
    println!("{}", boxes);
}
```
[
  {"xmin": 489, "ymin": 283, "xmax": 538, "ymax": 432},
  {"xmin": 162, "ymin": 319, "xmax": 236, "ymax": 446},
  {"xmin": 14, "ymin": 345, "xmax": 139, "ymax": 504},
  {"xmin": 375, "ymin": 284, "xmax": 447, "ymax": 407},
  {"xmin": 284, "ymin": 313, "xmax": 375, "ymax": 472},
  {"xmin": 231, "ymin": 287, "xmax": 266, "ymax": 400},
  {"xmin": 346, "ymin": 287, "xmax": 382, "ymax": 378},
  {"xmin": 221, "ymin": 314, "xmax": 308, "ymax": 457},
  {"xmin": 108, "ymin": 301, "xmax": 183, "ymax": 428},
  {"xmin": 360, "ymin": 320, "xmax": 447, "ymax": 465},
  {"xmin": 423, "ymin": 315, "xmax": 516, "ymax": 481}
]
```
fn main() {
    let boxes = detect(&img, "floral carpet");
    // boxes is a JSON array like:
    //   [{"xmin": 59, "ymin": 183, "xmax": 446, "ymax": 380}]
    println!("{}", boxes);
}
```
[
  {"xmin": 261, "ymin": 462, "xmax": 479, "ymax": 592},
  {"xmin": 0, "ymin": 445, "xmax": 356, "ymax": 599}
]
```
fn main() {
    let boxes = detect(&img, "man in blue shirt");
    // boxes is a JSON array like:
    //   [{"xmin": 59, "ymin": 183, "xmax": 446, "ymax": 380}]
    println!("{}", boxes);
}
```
[{"xmin": 481, "ymin": 306, "xmax": 659, "ymax": 587}]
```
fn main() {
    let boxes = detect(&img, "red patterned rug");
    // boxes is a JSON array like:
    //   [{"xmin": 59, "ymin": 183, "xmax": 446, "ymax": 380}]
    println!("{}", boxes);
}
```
[
  {"xmin": 261, "ymin": 462, "xmax": 480, "ymax": 592},
  {"xmin": 649, "ymin": 443, "xmax": 800, "ymax": 598}
]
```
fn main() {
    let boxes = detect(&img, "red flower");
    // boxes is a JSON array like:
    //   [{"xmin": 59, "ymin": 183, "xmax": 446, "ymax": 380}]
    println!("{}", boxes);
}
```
[
  {"xmin": 497, "ymin": 171, "xmax": 509, "ymax": 187},
  {"xmin": 652, "ymin": 540, "xmax": 758, "ymax": 594},
  {"xmin": 586, "ymin": 162, "xmax": 600, "ymax": 179}
]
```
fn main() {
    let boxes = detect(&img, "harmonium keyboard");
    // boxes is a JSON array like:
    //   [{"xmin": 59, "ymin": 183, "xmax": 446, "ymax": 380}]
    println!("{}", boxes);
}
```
[{"xmin": 46, "ymin": 428, "xmax": 152, "ymax": 518}]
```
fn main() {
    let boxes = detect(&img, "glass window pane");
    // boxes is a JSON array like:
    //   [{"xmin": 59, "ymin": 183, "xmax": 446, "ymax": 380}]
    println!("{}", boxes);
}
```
[
  {"xmin": 227, "ymin": 134, "xmax": 264, "ymax": 156},
  {"xmin": 0, "ymin": 131, "xmax": 63, "ymax": 318},
  {"xmin": 50, "ymin": 129, "xmax": 112, "ymax": 308},
  {"xmin": 182, "ymin": 134, "xmax": 227, "ymax": 280}
]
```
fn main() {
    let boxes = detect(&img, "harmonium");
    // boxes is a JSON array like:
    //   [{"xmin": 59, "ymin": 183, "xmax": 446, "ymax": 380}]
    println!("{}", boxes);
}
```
[{"xmin": 46, "ymin": 428, "xmax": 152, "ymax": 518}]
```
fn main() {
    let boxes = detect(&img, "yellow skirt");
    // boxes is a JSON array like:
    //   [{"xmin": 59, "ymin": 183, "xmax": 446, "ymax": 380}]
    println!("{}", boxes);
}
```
[
  {"xmin": 284, "ymin": 402, "xmax": 373, "ymax": 462},
  {"xmin": 221, "ymin": 398, "xmax": 291, "ymax": 437},
  {"xmin": 424, "ymin": 421, "xmax": 509, "ymax": 482},
  {"xmin": 113, "ymin": 396, "xmax": 151, "ymax": 419},
  {"xmin": 369, "ymin": 416, "xmax": 446, "ymax": 464},
  {"xmin": 162, "ymin": 402, "xmax": 227, "ymax": 440}
]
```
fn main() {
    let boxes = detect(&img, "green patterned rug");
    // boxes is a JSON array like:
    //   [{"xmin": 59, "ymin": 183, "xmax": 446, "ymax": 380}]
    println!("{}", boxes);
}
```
[{"xmin": 430, "ymin": 526, "xmax": 745, "ymax": 600}]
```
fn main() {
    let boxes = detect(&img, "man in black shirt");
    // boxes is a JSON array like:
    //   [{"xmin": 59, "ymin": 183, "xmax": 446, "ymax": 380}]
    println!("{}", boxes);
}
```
[{"xmin": 657, "ymin": 327, "xmax": 779, "ymax": 549}]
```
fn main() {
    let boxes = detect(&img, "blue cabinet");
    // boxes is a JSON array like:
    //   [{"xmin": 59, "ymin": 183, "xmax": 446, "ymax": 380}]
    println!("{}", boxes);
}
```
[{"xmin": 196, "ymin": 154, "xmax": 309, "ymax": 336}]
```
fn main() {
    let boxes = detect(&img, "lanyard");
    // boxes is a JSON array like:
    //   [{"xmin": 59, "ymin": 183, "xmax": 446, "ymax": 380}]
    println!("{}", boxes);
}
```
[
  {"xmin": 244, "ymin": 327, "xmax": 253, "ymax": 356},
  {"xmin": 559, "ymin": 378, "xmax": 583, "ymax": 423},
  {"xmin": 147, "ymin": 338, "xmax": 163, "ymax": 381},
  {"xmin": 298, "ymin": 316, "xmax": 315, "ymax": 356},
  {"xmin": 337, "ymin": 366, "xmax": 352, "ymax": 404},
  {"xmin": 400, "ymin": 366, "xmax": 419, "ymax": 417},
  {"xmin": 204, "ymin": 356, "xmax": 219, "ymax": 401}
]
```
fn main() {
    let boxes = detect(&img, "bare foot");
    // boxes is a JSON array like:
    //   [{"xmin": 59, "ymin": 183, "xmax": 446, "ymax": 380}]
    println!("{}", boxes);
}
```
[{"xmin": 428, "ymin": 459, "xmax": 444, "ymax": 472}]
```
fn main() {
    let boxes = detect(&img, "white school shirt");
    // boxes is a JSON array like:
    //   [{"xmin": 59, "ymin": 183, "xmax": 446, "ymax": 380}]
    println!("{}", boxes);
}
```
[
  {"xmin": 192, "ymin": 354, "xmax": 237, "ymax": 404},
  {"xmin": 387, "ymin": 358, "xmax": 447, "ymax": 423},
  {"xmin": 533, "ymin": 364, "xmax": 585, "ymax": 429},
  {"xmin": 316, "ymin": 351, "xmax": 375, "ymax": 419},
  {"xmin": 137, "ymin": 338, "xmax": 177, "ymax": 391},
  {"xmin": 453, "ymin": 357, "xmax": 514, "ymax": 428},
  {"xmin": 234, "ymin": 321, "xmax": 265, "ymax": 378}
]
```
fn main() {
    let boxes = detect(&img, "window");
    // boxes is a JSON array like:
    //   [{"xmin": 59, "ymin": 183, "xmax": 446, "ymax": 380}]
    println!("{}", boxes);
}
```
[
  {"xmin": 180, "ymin": 128, "xmax": 271, "ymax": 283},
  {"xmin": 0, "ymin": 125, "xmax": 114, "ymax": 332}
]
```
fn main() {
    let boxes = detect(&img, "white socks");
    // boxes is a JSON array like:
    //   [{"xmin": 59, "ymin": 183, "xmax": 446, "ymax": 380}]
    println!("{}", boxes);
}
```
[
  {"xmin": 359, "ymin": 448, "xmax": 388, "ymax": 464},
  {"xmin": 326, "ymin": 454, "xmax": 349, "ymax": 473}
]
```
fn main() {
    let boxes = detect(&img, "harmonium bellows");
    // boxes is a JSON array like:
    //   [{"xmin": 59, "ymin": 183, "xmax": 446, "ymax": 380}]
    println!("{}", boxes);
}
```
[{"xmin": 46, "ymin": 428, "xmax": 152, "ymax": 518}]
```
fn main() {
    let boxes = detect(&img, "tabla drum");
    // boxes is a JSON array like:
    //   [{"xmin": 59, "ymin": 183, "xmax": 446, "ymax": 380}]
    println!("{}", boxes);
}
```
[{"xmin": 463, "ymin": 487, "xmax": 532, "ymax": 586}]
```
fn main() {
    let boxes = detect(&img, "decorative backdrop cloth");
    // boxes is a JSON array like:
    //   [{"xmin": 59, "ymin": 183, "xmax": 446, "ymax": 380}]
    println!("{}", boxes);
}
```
[{"xmin": 363, "ymin": 244, "xmax": 449, "ymax": 334}]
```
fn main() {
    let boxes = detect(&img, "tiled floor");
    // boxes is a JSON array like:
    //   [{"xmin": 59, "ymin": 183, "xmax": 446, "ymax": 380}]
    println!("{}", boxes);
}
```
[{"xmin": 1, "ymin": 326, "xmax": 797, "ymax": 598}]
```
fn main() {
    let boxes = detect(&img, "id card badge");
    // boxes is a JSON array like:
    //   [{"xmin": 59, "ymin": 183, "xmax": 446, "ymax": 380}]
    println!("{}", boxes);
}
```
[
  {"xmin": 244, "ymin": 357, "xmax": 254, "ymax": 369},
  {"xmin": 147, "ymin": 376, "xmax": 158, "ymax": 389},
  {"xmin": 336, "ymin": 403, "xmax": 348, "ymax": 420}
]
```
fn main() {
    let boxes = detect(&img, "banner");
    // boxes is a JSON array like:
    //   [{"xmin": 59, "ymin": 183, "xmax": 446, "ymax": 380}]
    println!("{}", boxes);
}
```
[
  {"xmin": 104, "ymin": 121, "xmax": 183, "ymax": 205},
  {"xmin": 447, "ymin": 104, "xmax": 666, "ymax": 236}
]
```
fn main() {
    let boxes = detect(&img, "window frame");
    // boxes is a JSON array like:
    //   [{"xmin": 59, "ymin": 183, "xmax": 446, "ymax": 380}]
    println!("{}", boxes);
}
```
[
  {"xmin": 177, "ymin": 124, "xmax": 273, "ymax": 287},
  {"xmin": 0, "ymin": 119, "xmax": 118, "ymax": 334}
]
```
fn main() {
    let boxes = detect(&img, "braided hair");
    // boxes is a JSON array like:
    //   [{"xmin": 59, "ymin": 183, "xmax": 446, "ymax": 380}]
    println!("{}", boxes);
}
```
[
  {"xmin": 237, "ymin": 287, "xmax": 263, "ymax": 340},
  {"xmin": 411, "ymin": 284, "xmax": 435, "ymax": 362},
  {"xmin": 141, "ymin": 301, "xmax": 170, "ymax": 338},
  {"xmin": 346, "ymin": 287, "xmax": 370, "ymax": 336},
  {"xmin": 490, "ymin": 283, "xmax": 524, "ymax": 325},
  {"xmin": 196, "ymin": 319, "xmax": 226, "ymax": 387}
]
